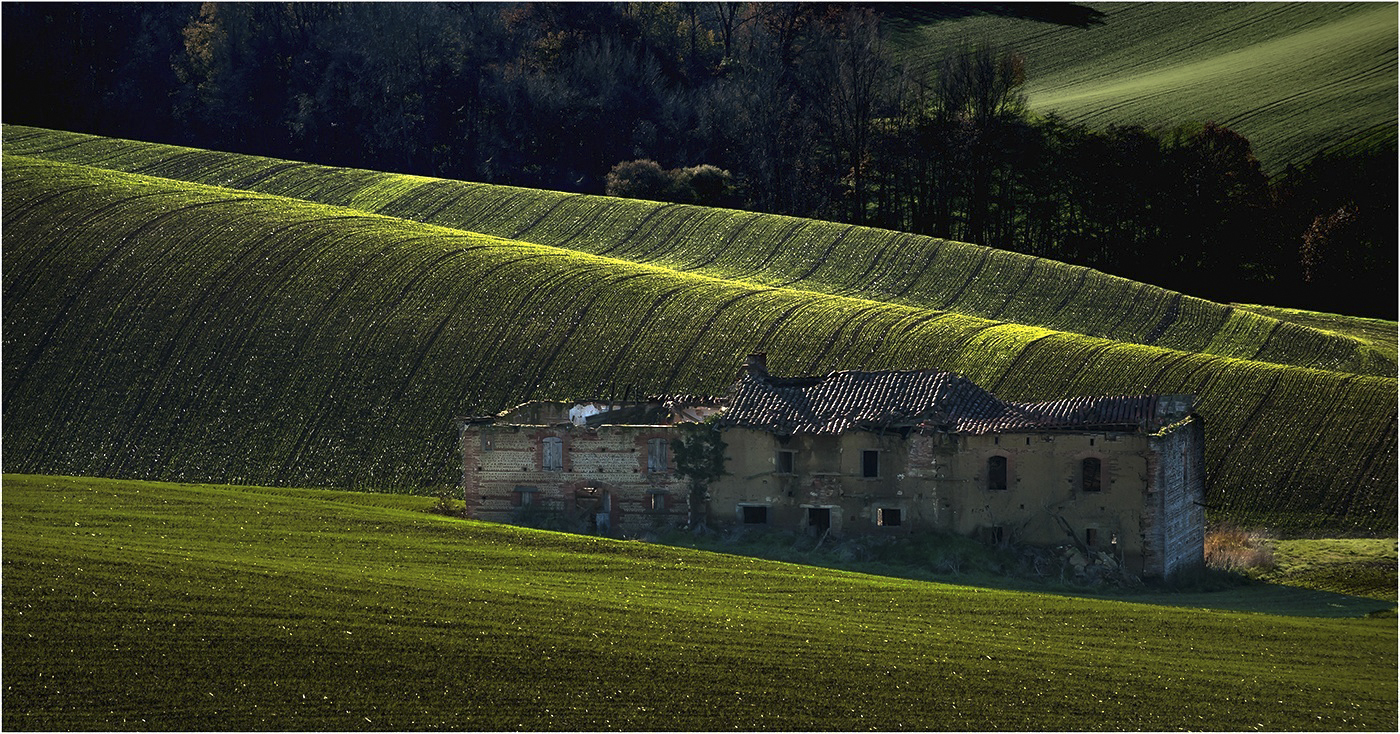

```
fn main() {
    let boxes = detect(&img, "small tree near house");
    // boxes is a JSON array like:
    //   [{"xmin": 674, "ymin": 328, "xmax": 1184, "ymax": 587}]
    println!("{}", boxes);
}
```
[{"xmin": 671, "ymin": 421, "xmax": 727, "ymax": 530}]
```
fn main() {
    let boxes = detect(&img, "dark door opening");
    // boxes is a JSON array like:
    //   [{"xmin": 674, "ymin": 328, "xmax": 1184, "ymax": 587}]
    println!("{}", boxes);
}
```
[{"xmin": 807, "ymin": 507, "xmax": 831, "ymax": 531}]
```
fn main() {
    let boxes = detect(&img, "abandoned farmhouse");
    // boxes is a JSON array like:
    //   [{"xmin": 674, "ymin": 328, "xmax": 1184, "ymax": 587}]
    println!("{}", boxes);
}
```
[{"xmin": 457, "ymin": 354, "xmax": 1207, "ymax": 578}]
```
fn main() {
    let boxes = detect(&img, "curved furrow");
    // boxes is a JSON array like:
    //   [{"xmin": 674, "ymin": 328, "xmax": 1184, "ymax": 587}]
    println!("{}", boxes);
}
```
[
  {"xmin": 828, "ymin": 229, "xmax": 909, "ymax": 297},
  {"xmin": 108, "ymin": 214, "xmax": 378, "ymax": 472},
  {"xmin": 799, "ymin": 303, "xmax": 898, "ymax": 376},
  {"xmin": 509, "ymin": 192, "xmax": 586, "ymax": 241},
  {"xmin": 673, "ymin": 212, "xmax": 764, "ymax": 272},
  {"xmin": 626, "ymin": 207, "xmax": 715, "ymax": 264},
  {"xmin": 6, "ymin": 192, "xmax": 265, "ymax": 393},
  {"xmin": 655, "ymin": 287, "xmax": 780, "ymax": 395},
  {"xmin": 517, "ymin": 269, "xmax": 663, "ymax": 401},
  {"xmin": 705, "ymin": 217, "xmax": 812, "ymax": 283},
  {"xmin": 986, "ymin": 333, "xmax": 1061, "ymax": 395},
  {"xmin": 889, "ymin": 235, "xmax": 951, "ymax": 301},
  {"xmin": 938, "ymin": 247, "xmax": 995, "ymax": 312},
  {"xmin": 775, "ymin": 224, "xmax": 861, "ymax": 287},
  {"xmin": 1203, "ymin": 369, "xmax": 1286, "ymax": 482},
  {"xmin": 593, "ymin": 203, "xmax": 682, "ymax": 257}
]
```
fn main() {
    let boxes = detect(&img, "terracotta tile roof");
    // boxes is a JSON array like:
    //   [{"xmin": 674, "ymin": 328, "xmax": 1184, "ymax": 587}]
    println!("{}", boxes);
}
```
[
  {"xmin": 718, "ymin": 369, "xmax": 1169, "ymax": 435},
  {"xmin": 957, "ymin": 395, "xmax": 1162, "ymax": 434}
]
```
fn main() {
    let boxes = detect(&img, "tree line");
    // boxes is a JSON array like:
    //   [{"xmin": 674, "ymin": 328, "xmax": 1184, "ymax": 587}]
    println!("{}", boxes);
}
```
[{"xmin": 4, "ymin": 2, "xmax": 1392, "ymax": 318}]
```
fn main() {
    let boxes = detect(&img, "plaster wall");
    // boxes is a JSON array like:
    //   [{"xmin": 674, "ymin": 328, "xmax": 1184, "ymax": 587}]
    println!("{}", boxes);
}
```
[
  {"xmin": 708, "ymin": 427, "xmax": 1160, "ymax": 574},
  {"xmin": 943, "ymin": 431, "xmax": 1153, "ymax": 574}
]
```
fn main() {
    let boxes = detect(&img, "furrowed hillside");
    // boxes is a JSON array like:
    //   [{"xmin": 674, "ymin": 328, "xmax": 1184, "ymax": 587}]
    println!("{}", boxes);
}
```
[
  {"xmin": 887, "ymin": 2, "xmax": 1398, "ymax": 172},
  {"xmin": 6, "ymin": 125, "xmax": 1393, "ymax": 377},
  {"xmin": 2, "ymin": 142, "xmax": 1395, "ymax": 533}
]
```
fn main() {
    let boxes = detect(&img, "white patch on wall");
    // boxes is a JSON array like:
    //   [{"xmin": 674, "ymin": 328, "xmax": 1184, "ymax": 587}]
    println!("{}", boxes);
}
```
[{"xmin": 569, "ymin": 403, "xmax": 609, "ymax": 426}]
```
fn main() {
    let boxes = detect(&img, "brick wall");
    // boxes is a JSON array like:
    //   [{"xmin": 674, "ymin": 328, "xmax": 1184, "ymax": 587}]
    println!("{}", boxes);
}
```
[
  {"xmin": 1145, "ymin": 417, "xmax": 1207, "ymax": 578},
  {"xmin": 461, "ymin": 422, "xmax": 688, "ymax": 534}
]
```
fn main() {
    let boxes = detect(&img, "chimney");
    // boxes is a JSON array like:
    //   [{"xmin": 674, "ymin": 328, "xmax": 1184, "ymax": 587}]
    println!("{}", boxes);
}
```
[{"xmin": 740, "ymin": 352, "xmax": 769, "ymax": 380}]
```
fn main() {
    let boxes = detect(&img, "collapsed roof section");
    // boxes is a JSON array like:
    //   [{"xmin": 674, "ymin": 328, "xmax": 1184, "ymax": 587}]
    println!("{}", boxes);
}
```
[
  {"xmin": 458, "ymin": 354, "xmax": 1193, "ymax": 435},
  {"xmin": 718, "ymin": 363, "xmax": 1192, "ymax": 436}
]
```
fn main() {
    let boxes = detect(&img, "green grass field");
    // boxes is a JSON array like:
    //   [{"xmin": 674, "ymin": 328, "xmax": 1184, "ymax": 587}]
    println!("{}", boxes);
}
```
[
  {"xmin": 3, "ymin": 474, "xmax": 1395, "ymax": 731},
  {"xmin": 1235, "ymin": 303, "xmax": 1398, "ymax": 356},
  {"xmin": 1259, "ymin": 537, "xmax": 1399, "ymax": 601},
  {"xmin": 888, "ymin": 2, "xmax": 1398, "ymax": 171},
  {"xmin": 3, "ymin": 131, "xmax": 1395, "ymax": 533}
]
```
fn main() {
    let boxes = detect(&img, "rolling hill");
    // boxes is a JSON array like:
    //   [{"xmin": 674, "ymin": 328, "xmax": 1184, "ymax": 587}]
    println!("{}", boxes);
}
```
[
  {"xmin": 886, "ymin": 1, "xmax": 1398, "ymax": 172},
  {"xmin": 2, "ymin": 126, "xmax": 1395, "ymax": 532},
  {"xmin": 3, "ymin": 475, "xmax": 1394, "ymax": 730}
]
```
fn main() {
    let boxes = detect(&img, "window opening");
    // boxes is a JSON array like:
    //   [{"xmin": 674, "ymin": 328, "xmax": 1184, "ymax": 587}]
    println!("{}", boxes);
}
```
[
  {"xmin": 877, "ymin": 507, "xmax": 902, "ymax": 526},
  {"xmin": 512, "ymin": 486, "xmax": 538, "ymax": 507},
  {"xmin": 807, "ymin": 507, "xmax": 831, "ymax": 530},
  {"xmin": 981, "ymin": 526, "xmax": 1005, "ymax": 545},
  {"xmin": 1082, "ymin": 457, "xmax": 1102, "ymax": 492},
  {"xmin": 776, "ymin": 449, "xmax": 796, "ymax": 474},
  {"xmin": 741, "ymin": 505, "xmax": 768, "ymax": 524},
  {"xmin": 481, "ymin": 434, "xmax": 494, "ymax": 452},
  {"xmin": 542, "ymin": 436, "xmax": 563, "ymax": 471},
  {"xmin": 648, "ymin": 492, "xmax": 666, "ymax": 511},
  {"xmin": 987, "ymin": 455, "xmax": 1008, "ymax": 491},
  {"xmin": 861, "ymin": 450, "xmax": 879, "ymax": 478},
  {"xmin": 647, "ymin": 438, "xmax": 669, "ymax": 473},
  {"xmin": 1085, "ymin": 528, "xmax": 1098, "ymax": 547}
]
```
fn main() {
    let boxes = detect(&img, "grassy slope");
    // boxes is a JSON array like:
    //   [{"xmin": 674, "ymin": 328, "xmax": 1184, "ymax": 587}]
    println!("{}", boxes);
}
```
[
  {"xmin": 6, "ymin": 124, "xmax": 1393, "ymax": 377},
  {"xmin": 3, "ymin": 475, "xmax": 1395, "ymax": 731},
  {"xmin": 1260, "ymin": 537, "xmax": 1399, "ymax": 601},
  {"xmin": 3, "ymin": 152, "xmax": 1395, "ymax": 532},
  {"xmin": 888, "ymin": 2, "xmax": 1398, "ymax": 171},
  {"xmin": 1235, "ymin": 303, "xmax": 1399, "ymax": 357}
]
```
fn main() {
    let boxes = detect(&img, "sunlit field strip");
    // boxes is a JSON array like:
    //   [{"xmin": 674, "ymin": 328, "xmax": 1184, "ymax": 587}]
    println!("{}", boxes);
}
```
[
  {"xmin": 5, "ymin": 125, "xmax": 1387, "ymax": 377},
  {"xmin": 886, "ymin": 2, "xmax": 1396, "ymax": 171}
]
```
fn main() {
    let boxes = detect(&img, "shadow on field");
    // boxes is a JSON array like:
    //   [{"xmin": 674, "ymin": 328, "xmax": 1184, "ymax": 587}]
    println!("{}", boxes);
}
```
[
  {"xmin": 1102, "ymin": 583, "xmax": 1396, "ymax": 619},
  {"xmin": 642, "ymin": 525, "xmax": 1397, "ymax": 619}
]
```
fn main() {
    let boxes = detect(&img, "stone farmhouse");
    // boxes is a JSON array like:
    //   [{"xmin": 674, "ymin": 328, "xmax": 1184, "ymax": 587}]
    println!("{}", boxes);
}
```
[{"xmin": 457, "ymin": 354, "xmax": 1207, "ymax": 579}]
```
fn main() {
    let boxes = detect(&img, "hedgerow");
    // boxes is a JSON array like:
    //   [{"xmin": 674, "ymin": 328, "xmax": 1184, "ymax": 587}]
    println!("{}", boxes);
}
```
[
  {"xmin": 2, "ymin": 148, "xmax": 1395, "ymax": 533},
  {"xmin": 5, "ymin": 125, "xmax": 1390, "ymax": 377}
]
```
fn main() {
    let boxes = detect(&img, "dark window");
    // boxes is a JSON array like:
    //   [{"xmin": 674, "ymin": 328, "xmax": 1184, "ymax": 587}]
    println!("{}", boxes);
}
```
[
  {"xmin": 981, "ymin": 526, "xmax": 1005, "ymax": 545},
  {"xmin": 987, "ymin": 456, "xmax": 1008, "ymax": 491},
  {"xmin": 808, "ymin": 507, "xmax": 831, "ymax": 530},
  {"xmin": 512, "ymin": 486, "xmax": 537, "ymax": 507},
  {"xmin": 741, "ymin": 505, "xmax": 768, "ymax": 524},
  {"xmin": 1082, "ymin": 457, "xmax": 1102, "ymax": 492},
  {"xmin": 878, "ymin": 507, "xmax": 902, "ymax": 526},
  {"xmin": 776, "ymin": 449, "xmax": 796, "ymax": 474},
  {"xmin": 542, "ymin": 437, "xmax": 563, "ymax": 471},
  {"xmin": 861, "ymin": 450, "xmax": 879, "ymax": 478},
  {"xmin": 648, "ymin": 493, "xmax": 666, "ymax": 511},
  {"xmin": 1085, "ymin": 528, "xmax": 1099, "ymax": 547},
  {"xmin": 481, "ymin": 434, "xmax": 494, "ymax": 452},
  {"xmin": 647, "ymin": 438, "xmax": 668, "ymax": 473}
]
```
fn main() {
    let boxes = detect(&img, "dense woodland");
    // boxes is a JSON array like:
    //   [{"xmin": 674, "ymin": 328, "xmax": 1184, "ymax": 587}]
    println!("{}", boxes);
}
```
[{"xmin": 4, "ymin": 2, "xmax": 1394, "ymax": 318}]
